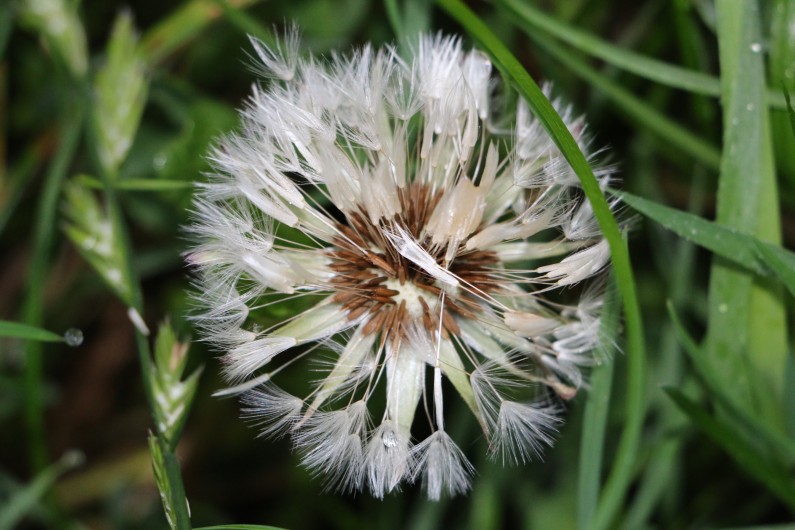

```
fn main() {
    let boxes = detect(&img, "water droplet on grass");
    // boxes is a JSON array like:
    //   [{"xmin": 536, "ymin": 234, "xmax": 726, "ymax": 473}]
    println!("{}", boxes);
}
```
[
  {"xmin": 750, "ymin": 42, "xmax": 762, "ymax": 53},
  {"xmin": 64, "ymin": 328, "xmax": 84, "ymax": 347}
]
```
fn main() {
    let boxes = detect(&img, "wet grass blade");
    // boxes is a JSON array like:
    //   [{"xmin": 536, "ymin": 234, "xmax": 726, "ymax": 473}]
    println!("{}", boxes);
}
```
[
  {"xmin": 707, "ymin": 0, "xmax": 787, "ymax": 432},
  {"xmin": 618, "ymin": 190, "xmax": 795, "ymax": 291}
]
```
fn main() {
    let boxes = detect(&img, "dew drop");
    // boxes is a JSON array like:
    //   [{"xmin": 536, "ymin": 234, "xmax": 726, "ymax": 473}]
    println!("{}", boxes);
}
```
[
  {"xmin": 154, "ymin": 153, "xmax": 168, "ymax": 170},
  {"xmin": 382, "ymin": 430, "xmax": 398, "ymax": 448},
  {"xmin": 746, "ymin": 103, "xmax": 755, "ymax": 112},
  {"xmin": 749, "ymin": 42, "xmax": 762, "ymax": 53},
  {"xmin": 718, "ymin": 303, "xmax": 728, "ymax": 314},
  {"xmin": 64, "ymin": 328, "xmax": 84, "ymax": 347}
]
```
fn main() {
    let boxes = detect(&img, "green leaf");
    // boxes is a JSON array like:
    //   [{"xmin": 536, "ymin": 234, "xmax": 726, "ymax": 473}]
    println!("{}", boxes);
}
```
[
  {"xmin": 769, "ymin": 0, "xmax": 795, "ymax": 184},
  {"xmin": 617, "ymin": 191, "xmax": 757, "ymax": 271},
  {"xmin": 668, "ymin": 303, "xmax": 795, "ymax": 463},
  {"xmin": 708, "ymin": 0, "xmax": 787, "ymax": 434},
  {"xmin": 753, "ymin": 241, "xmax": 795, "ymax": 297},
  {"xmin": 0, "ymin": 451, "xmax": 84, "ymax": 530},
  {"xmin": 436, "ymin": 3, "xmax": 647, "ymax": 530},
  {"xmin": 194, "ymin": 524, "xmax": 284, "ymax": 530},
  {"xmin": 783, "ymin": 88, "xmax": 795, "ymax": 139},
  {"xmin": 665, "ymin": 387, "xmax": 795, "ymax": 510},
  {"xmin": 214, "ymin": 0, "xmax": 276, "ymax": 46},
  {"xmin": 516, "ymin": 31, "xmax": 721, "ymax": 169},
  {"xmin": 577, "ymin": 285, "xmax": 619, "ymax": 529},
  {"xmin": 141, "ymin": 0, "xmax": 263, "ymax": 64},
  {"xmin": 0, "ymin": 2, "xmax": 12, "ymax": 60},
  {"xmin": 0, "ymin": 321, "xmax": 65, "ymax": 343},
  {"xmin": 498, "ymin": 0, "xmax": 793, "ymax": 110},
  {"xmin": 619, "ymin": 190, "xmax": 795, "ymax": 300}
]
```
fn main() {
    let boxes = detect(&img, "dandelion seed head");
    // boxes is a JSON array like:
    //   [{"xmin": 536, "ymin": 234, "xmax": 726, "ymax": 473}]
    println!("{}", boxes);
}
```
[{"xmin": 188, "ymin": 30, "xmax": 618, "ymax": 500}]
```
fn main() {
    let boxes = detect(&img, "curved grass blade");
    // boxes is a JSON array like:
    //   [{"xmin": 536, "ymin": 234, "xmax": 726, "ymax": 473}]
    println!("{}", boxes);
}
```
[
  {"xmin": 498, "ymin": 0, "xmax": 792, "ymax": 110},
  {"xmin": 0, "ymin": 321, "xmax": 66, "ymax": 343},
  {"xmin": 435, "ymin": 2, "xmax": 646, "ymax": 529},
  {"xmin": 523, "ymin": 32, "xmax": 720, "ymax": 169}
]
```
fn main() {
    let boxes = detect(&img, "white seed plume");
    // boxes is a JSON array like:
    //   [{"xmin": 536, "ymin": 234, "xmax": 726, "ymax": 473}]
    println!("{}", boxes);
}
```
[{"xmin": 188, "ymin": 30, "xmax": 618, "ymax": 500}]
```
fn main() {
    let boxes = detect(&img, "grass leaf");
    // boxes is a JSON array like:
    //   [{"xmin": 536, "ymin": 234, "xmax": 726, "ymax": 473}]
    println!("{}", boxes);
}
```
[
  {"xmin": 498, "ymin": 0, "xmax": 793, "ymax": 110},
  {"xmin": 707, "ymin": 0, "xmax": 787, "ymax": 433},
  {"xmin": 667, "ymin": 303, "xmax": 795, "ymax": 463},
  {"xmin": 0, "ymin": 451, "xmax": 84, "ymax": 530},
  {"xmin": 0, "ymin": 321, "xmax": 65, "ymax": 343},
  {"xmin": 141, "ymin": 0, "xmax": 263, "ymax": 64},
  {"xmin": 510, "ymin": 26, "xmax": 720, "ymax": 169},
  {"xmin": 665, "ymin": 387, "xmax": 795, "ymax": 510},
  {"xmin": 194, "ymin": 526, "xmax": 286, "ymax": 530},
  {"xmin": 783, "ymin": 88, "xmax": 795, "ymax": 139},
  {"xmin": 577, "ymin": 285, "xmax": 619, "ymax": 529}
]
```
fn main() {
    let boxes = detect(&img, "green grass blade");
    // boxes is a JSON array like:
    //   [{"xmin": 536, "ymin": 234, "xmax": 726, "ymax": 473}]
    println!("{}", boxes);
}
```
[
  {"xmin": 500, "ymin": 0, "xmax": 717, "ymax": 95},
  {"xmin": 498, "ymin": 0, "xmax": 792, "ymax": 110},
  {"xmin": 75, "ymin": 175, "xmax": 196, "ymax": 191},
  {"xmin": 621, "ymin": 190, "xmax": 795, "ymax": 297},
  {"xmin": 783, "ymin": 88, "xmax": 795, "ymax": 138},
  {"xmin": 617, "ymin": 190, "xmax": 766, "ymax": 274},
  {"xmin": 668, "ymin": 303, "xmax": 795, "ymax": 462},
  {"xmin": 21, "ymin": 106, "xmax": 84, "ymax": 473},
  {"xmin": 214, "ymin": 0, "xmax": 276, "ymax": 46},
  {"xmin": 708, "ymin": 0, "xmax": 787, "ymax": 432},
  {"xmin": 141, "ymin": 0, "xmax": 263, "ymax": 64},
  {"xmin": 752, "ymin": 242, "xmax": 795, "ymax": 299},
  {"xmin": 769, "ymin": 0, "xmax": 795, "ymax": 185},
  {"xmin": 0, "ymin": 321, "xmax": 66, "ymax": 343},
  {"xmin": 524, "ymin": 31, "xmax": 720, "ymax": 169},
  {"xmin": 665, "ymin": 387, "xmax": 795, "ymax": 510},
  {"xmin": 195, "ymin": 526, "xmax": 286, "ymax": 530},
  {"xmin": 0, "ymin": 2, "xmax": 12, "ymax": 60},
  {"xmin": 577, "ymin": 286, "xmax": 619, "ymax": 529},
  {"xmin": 436, "ymin": 2, "xmax": 646, "ymax": 529},
  {"xmin": 0, "ymin": 451, "xmax": 83, "ymax": 530}
]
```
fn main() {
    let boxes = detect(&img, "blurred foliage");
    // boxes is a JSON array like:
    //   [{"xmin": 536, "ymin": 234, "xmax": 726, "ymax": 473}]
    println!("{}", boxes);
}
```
[{"xmin": 1, "ymin": 0, "xmax": 794, "ymax": 529}]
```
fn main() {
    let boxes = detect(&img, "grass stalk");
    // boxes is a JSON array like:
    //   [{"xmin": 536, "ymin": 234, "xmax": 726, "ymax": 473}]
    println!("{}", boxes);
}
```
[{"xmin": 21, "ymin": 104, "xmax": 84, "ymax": 473}]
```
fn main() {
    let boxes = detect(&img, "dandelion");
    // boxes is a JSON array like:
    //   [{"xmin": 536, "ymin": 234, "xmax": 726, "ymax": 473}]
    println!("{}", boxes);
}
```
[{"xmin": 188, "ymin": 31, "xmax": 616, "ymax": 499}]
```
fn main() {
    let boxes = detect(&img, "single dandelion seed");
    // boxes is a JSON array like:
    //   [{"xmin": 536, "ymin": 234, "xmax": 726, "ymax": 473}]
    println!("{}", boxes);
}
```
[{"xmin": 188, "ymin": 30, "xmax": 618, "ymax": 500}]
